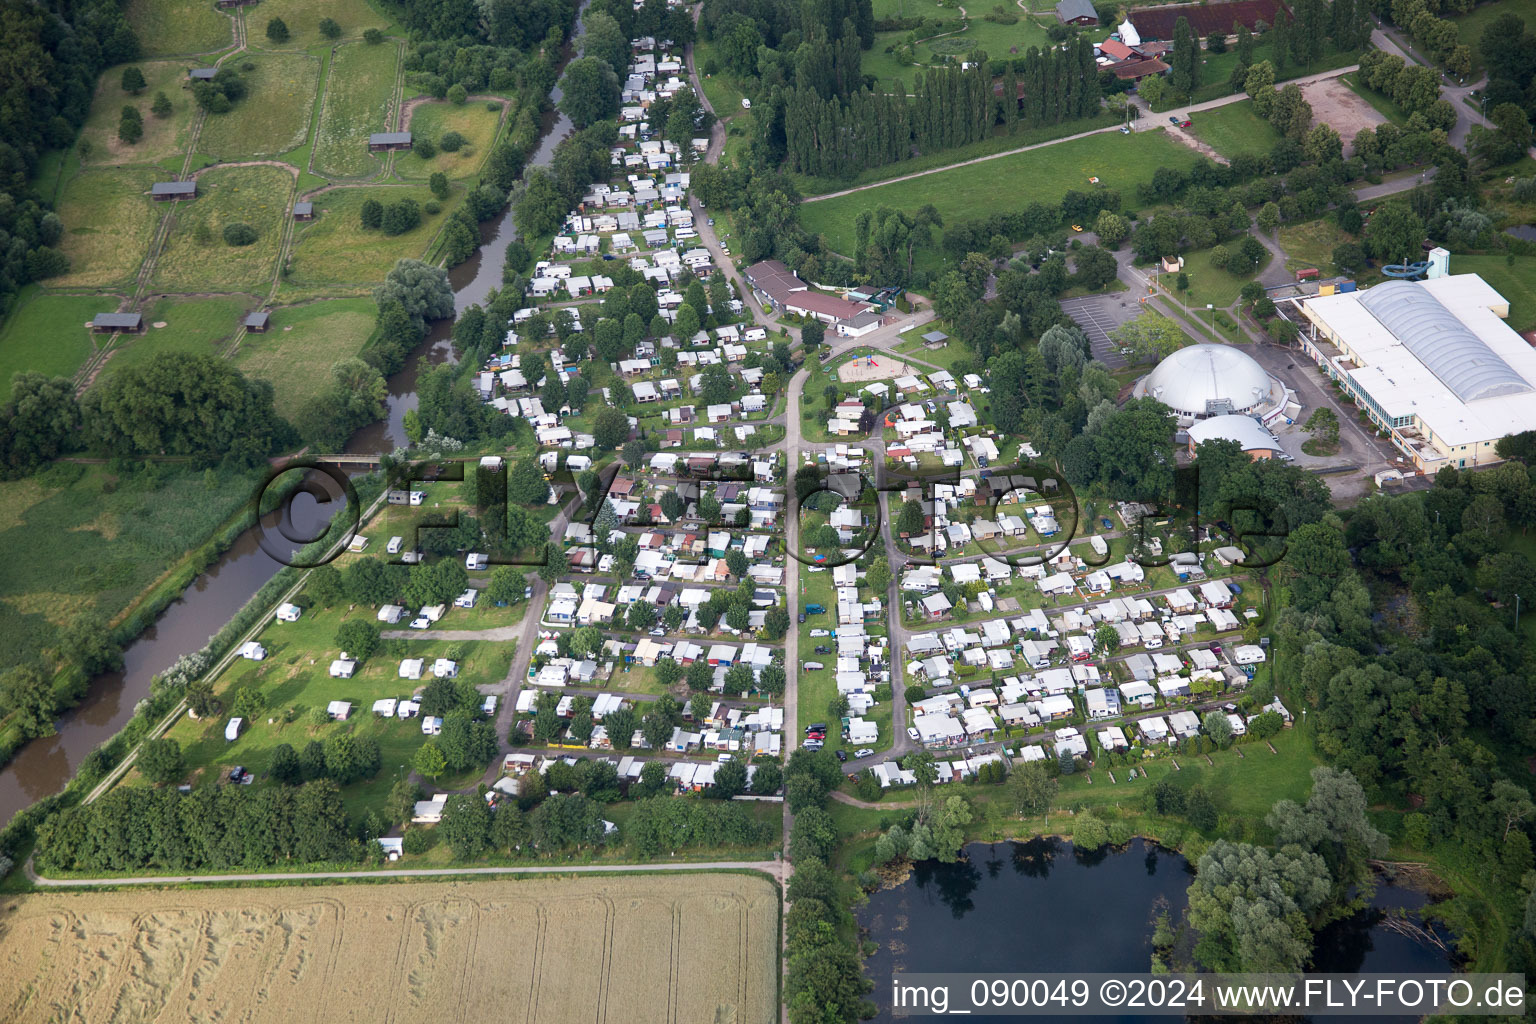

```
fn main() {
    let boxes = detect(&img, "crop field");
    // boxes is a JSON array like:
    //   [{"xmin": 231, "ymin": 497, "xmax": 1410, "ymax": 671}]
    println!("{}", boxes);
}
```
[
  {"xmin": 151, "ymin": 164, "xmax": 293, "ymax": 292},
  {"xmin": 79, "ymin": 60, "xmax": 199, "ymax": 166},
  {"xmin": 286, "ymin": 184, "xmax": 452, "ymax": 288},
  {"xmin": 397, "ymin": 100, "xmax": 505, "ymax": 180},
  {"xmin": 255, "ymin": 0, "xmax": 392, "ymax": 45},
  {"xmin": 0, "ymin": 292, "xmax": 117, "ymax": 394},
  {"xmin": 312, "ymin": 41, "xmax": 400, "ymax": 179},
  {"xmin": 126, "ymin": 0, "xmax": 233, "ymax": 56},
  {"xmin": 98, "ymin": 297, "xmax": 247, "ymax": 377},
  {"xmin": 0, "ymin": 462, "xmax": 261, "ymax": 672},
  {"xmin": 801, "ymin": 130, "xmax": 1201, "ymax": 258},
  {"xmin": 234, "ymin": 298, "xmax": 377, "ymax": 418},
  {"xmin": 51, "ymin": 168, "xmax": 161, "ymax": 288},
  {"xmin": 0, "ymin": 875, "xmax": 779, "ymax": 1024},
  {"xmin": 198, "ymin": 53, "xmax": 322, "ymax": 160}
]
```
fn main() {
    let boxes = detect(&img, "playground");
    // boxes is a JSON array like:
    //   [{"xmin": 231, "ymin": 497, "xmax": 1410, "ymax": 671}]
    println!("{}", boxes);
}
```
[{"xmin": 836, "ymin": 351, "xmax": 924, "ymax": 383}]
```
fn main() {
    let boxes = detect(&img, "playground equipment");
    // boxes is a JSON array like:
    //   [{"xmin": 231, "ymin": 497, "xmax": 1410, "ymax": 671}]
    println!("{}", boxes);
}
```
[{"xmin": 1381, "ymin": 261, "xmax": 1430, "ymax": 279}]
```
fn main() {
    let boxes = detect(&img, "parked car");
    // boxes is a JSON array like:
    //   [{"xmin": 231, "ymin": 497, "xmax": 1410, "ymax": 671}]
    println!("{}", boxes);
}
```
[
  {"xmin": 854, "ymin": 748, "xmax": 874, "ymax": 758},
  {"xmin": 803, "ymin": 739, "xmax": 823, "ymax": 750},
  {"xmin": 707, "ymin": 217, "xmax": 715, "ymax": 226},
  {"xmin": 1180, "ymin": 119, "xmax": 1192, "ymax": 128},
  {"xmin": 524, "ymin": 586, "xmax": 533, "ymax": 599},
  {"xmin": 650, "ymin": 627, "xmax": 667, "ymax": 636},
  {"xmin": 808, "ymin": 566, "xmax": 826, "ymax": 573},
  {"xmin": 1229, "ymin": 583, "xmax": 1244, "ymax": 595},
  {"xmin": 1209, "ymin": 642, "xmax": 1223, "ymax": 655},
  {"xmin": 409, "ymin": 617, "xmax": 431, "ymax": 630},
  {"xmin": 814, "ymin": 645, "xmax": 831, "ymax": 654},
  {"xmin": 806, "ymin": 723, "xmax": 827, "ymax": 734},
  {"xmin": 798, "ymin": 612, "xmax": 806, "ymax": 624},
  {"xmin": 228, "ymin": 766, "xmax": 247, "ymax": 783},
  {"xmin": 836, "ymin": 749, "xmax": 848, "ymax": 762},
  {"xmin": 810, "ymin": 628, "xmax": 831, "ymax": 637},
  {"xmin": 1119, "ymin": 124, "xmax": 1131, "ymax": 134},
  {"xmin": 907, "ymin": 726, "xmax": 920, "ymax": 740},
  {"xmin": 1168, "ymin": 115, "xmax": 1181, "ymax": 125}
]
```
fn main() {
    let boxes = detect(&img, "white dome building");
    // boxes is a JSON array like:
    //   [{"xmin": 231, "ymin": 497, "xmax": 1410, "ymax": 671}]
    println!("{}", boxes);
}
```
[{"xmin": 1131, "ymin": 344, "xmax": 1289, "ymax": 426}]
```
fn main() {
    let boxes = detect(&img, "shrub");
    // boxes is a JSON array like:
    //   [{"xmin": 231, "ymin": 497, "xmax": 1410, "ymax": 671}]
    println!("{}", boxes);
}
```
[
  {"xmin": 403, "ymin": 827, "xmax": 433, "ymax": 854},
  {"xmin": 151, "ymin": 91, "xmax": 172, "ymax": 117},
  {"xmin": 428, "ymin": 171, "xmax": 449, "ymax": 199},
  {"xmin": 360, "ymin": 199, "xmax": 383, "ymax": 229},
  {"xmin": 415, "ymin": 138, "xmax": 437, "ymax": 159},
  {"xmin": 486, "ymin": 100, "xmax": 499, "ymax": 111},
  {"xmin": 266, "ymin": 17, "xmax": 289, "ymax": 42},
  {"xmin": 222, "ymin": 222, "xmax": 258, "ymax": 246},
  {"xmin": 117, "ymin": 106, "xmax": 143, "ymax": 144},
  {"xmin": 447, "ymin": 83, "xmax": 468, "ymax": 105},
  {"xmin": 438, "ymin": 130, "xmax": 466, "ymax": 152},
  {"xmin": 319, "ymin": 17, "xmax": 341, "ymax": 38},
  {"xmin": 423, "ymin": 200, "xmax": 441, "ymax": 215},
  {"xmin": 363, "ymin": 27, "xmax": 384, "ymax": 44}
]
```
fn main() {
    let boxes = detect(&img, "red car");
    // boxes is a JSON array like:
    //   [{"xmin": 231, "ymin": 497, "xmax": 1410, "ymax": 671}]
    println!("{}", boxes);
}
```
[{"xmin": 1180, "ymin": 119, "xmax": 1193, "ymax": 128}]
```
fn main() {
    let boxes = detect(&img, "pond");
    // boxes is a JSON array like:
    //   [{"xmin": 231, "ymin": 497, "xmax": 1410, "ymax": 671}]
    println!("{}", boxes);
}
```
[{"xmin": 859, "ymin": 839, "xmax": 1457, "ymax": 1023}]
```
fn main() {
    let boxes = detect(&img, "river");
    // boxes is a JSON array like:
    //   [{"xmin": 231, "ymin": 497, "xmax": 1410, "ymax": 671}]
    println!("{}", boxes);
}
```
[
  {"xmin": 0, "ymin": 7, "xmax": 589, "ymax": 825},
  {"xmin": 861, "ymin": 839, "xmax": 1458, "ymax": 1024}
]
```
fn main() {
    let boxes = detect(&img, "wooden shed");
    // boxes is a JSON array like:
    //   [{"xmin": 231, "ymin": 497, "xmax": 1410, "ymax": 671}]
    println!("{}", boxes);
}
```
[
  {"xmin": 244, "ymin": 311, "xmax": 270, "ymax": 332},
  {"xmin": 189, "ymin": 68, "xmax": 217, "ymax": 80},
  {"xmin": 368, "ymin": 131, "xmax": 413, "ymax": 152},
  {"xmin": 292, "ymin": 201, "xmax": 314, "ymax": 220},
  {"xmin": 151, "ymin": 181, "xmax": 197, "ymax": 201},
  {"xmin": 91, "ymin": 312, "xmax": 144, "ymax": 334}
]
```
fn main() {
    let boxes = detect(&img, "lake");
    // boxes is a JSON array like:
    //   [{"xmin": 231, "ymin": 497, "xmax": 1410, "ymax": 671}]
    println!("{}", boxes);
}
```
[{"xmin": 860, "ymin": 839, "xmax": 1457, "ymax": 1023}]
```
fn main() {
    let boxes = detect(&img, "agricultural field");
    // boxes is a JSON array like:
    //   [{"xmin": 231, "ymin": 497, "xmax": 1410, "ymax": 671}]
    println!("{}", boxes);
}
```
[
  {"xmin": 126, "ymin": 0, "xmax": 233, "ymax": 57},
  {"xmin": 396, "ymin": 100, "xmax": 505, "ymax": 180},
  {"xmin": 1186, "ymin": 100, "xmax": 1279, "ymax": 160},
  {"xmin": 198, "ymin": 53, "xmax": 322, "ymax": 160},
  {"xmin": 312, "ymin": 41, "xmax": 400, "ymax": 179},
  {"xmin": 800, "ymin": 129, "xmax": 1202, "ymax": 258},
  {"xmin": 99, "ymin": 297, "xmax": 248, "ymax": 377},
  {"xmin": 0, "ymin": 461, "xmax": 262, "ymax": 672},
  {"xmin": 234, "ymin": 298, "xmax": 378, "ymax": 419},
  {"xmin": 51, "ymin": 167, "xmax": 161, "ymax": 288},
  {"xmin": 255, "ymin": 0, "xmax": 392, "ymax": 45},
  {"xmin": 0, "ymin": 875, "xmax": 781, "ymax": 1024},
  {"xmin": 78, "ymin": 61, "xmax": 200, "ymax": 167},
  {"xmin": 151, "ymin": 164, "xmax": 293, "ymax": 292},
  {"xmin": 285, "ymin": 184, "xmax": 452, "ymax": 289},
  {"xmin": 0, "ymin": 292, "xmax": 118, "ymax": 394}
]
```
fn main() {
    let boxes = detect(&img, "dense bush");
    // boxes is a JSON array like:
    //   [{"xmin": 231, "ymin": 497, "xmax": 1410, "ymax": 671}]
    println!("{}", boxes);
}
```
[{"xmin": 222, "ymin": 222, "xmax": 258, "ymax": 246}]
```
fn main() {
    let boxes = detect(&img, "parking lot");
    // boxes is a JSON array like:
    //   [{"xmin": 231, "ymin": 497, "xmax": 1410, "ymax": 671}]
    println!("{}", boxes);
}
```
[{"xmin": 1059, "ymin": 294, "xmax": 1141, "ymax": 370}]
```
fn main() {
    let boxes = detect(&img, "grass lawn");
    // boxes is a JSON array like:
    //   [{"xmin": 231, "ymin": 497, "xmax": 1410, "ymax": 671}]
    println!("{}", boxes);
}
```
[
  {"xmin": 0, "ymin": 291, "xmax": 116, "ymax": 394},
  {"xmin": 396, "ymin": 100, "xmax": 505, "ymax": 180},
  {"xmin": 1338, "ymin": 73, "xmax": 1411, "ymax": 127},
  {"xmin": 800, "ymin": 130, "xmax": 1201, "ymax": 259},
  {"xmin": 79, "ymin": 61, "xmax": 200, "ymax": 168},
  {"xmin": 98, "ymin": 296, "xmax": 247, "ymax": 376},
  {"xmin": 0, "ymin": 461, "xmax": 262, "ymax": 673},
  {"xmin": 1187, "ymin": 99, "xmax": 1279, "ymax": 160},
  {"xmin": 126, "ymin": 0, "xmax": 233, "ymax": 56},
  {"xmin": 285, "ymin": 184, "xmax": 452, "ymax": 288},
  {"xmin": 1454, "ymin": 0, "xmax": 1536, "ymax": 77},
  {"xmin": 1176, "ymin": 245, "xmax": 1264, "ymax": 309},
  {"xmin": 151, "ymin": 163, "xmax": 292, "ymax": 292},
  {"xmin": 689, "ymin": 37, "xmax": 747, "ymax": 116},
  {"xmin": 197, "ymin": 52, "xmax": 322, "ymax": 160},
  {"xmin": 52, "ymin": 167, "xmax": 161, "ymax": 289},
  {"xmin": 1453, "ymin": 253, "xmax": 1536, "ymax": 332},
  {"xmin": 1277, "ymin": 216, "xmax": 1356, "ymax": 276},
  {"xmin": 312, "ymin": 40, "xmax": 399, "ymax": 179},
  {"xmin": 1183, "ymin": 38, "xmax": 1360, "ymax": 107},
  {"xmin": 253, "ymin": 0, "xmax": 392, "ymax": 45},
  {"xmin": 233, "ymin": 298, "xmax": 377, "ymax": 419}
]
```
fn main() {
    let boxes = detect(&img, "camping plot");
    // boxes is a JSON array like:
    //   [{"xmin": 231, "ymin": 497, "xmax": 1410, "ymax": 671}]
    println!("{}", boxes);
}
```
[
  {"xmin": 197, "ymin": 53, "xmax": 322, "ymax": 160},
  {"xmin": 151, "ymin": 164, "xmax": 292, "ymax": 293},
  {"xmin": 312, "ymin": 41, "xmax": 400, "ymax": 178},
  {"xmin": 52, "ymin": 168, "xmax": 162, "ymax": 289}
]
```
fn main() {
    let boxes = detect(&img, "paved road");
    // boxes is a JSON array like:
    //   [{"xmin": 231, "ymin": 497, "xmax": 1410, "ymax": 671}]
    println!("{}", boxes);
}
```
[{"xmin": 26, "ymin": 858, "xmax": 785, "ymax": 888}]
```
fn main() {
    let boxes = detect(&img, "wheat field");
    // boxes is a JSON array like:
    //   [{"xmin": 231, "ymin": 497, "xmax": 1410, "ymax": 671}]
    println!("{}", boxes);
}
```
[{"xmin": 0, "ymin": 875, "xmax": 779, "ymax": 1024}]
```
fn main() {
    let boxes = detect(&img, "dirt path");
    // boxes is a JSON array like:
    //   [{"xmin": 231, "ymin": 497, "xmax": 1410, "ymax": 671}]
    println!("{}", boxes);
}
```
[
  {"xmin": 381, "ymin": 626, "xmax": 526, "ymax": 642},
  {"xmin": 190, "ymin": 159, "xmax": 301, "ymax": 181},
  {"xmin": 1166, "ymin": 123, "xmax": 1229, "ymax": 166}
]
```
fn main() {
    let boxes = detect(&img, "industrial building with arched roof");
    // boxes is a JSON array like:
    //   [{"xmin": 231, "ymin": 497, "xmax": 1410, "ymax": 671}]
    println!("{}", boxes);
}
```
[
  {"xmin": 1185, "ymin": 414, "xmax": 1282, "ymax": 460},
  {"xmin": 1299, "ymin": 273, "xmax": 1536, "ymax": 472},
  {"xmin": 1130, "ymin": 343, "xmax": 1292, "ymax": 427}
]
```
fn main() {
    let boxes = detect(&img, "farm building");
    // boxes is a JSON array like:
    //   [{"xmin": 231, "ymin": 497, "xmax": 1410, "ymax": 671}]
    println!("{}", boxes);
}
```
[
  {"xmin": 91, "ymin": 312, "xmax": 144, "ymax": 333},
  {"xmin": 244, "ymin": 310, "xmax": 271, "ymax": 333},
  {"xmin": 188, "ymin": 68, "xmax": 217, "ymax": 80},
  {"xmin": 151, "ymin": 181, "xmax": 198, "ymax": 201},
  {"xmin": 368, "ymin": 131, "xmax": 413, "ymax": 152},
  {"xmin": 292, "ymin": 201, "xmax": 314, "ymax": 220},
  {"xmin": 1056, "ymin": 0, "xmax": 1098, "ymax": 23}
]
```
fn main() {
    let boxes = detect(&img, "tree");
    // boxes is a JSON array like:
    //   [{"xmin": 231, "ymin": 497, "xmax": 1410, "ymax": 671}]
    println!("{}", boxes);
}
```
[
  {"xmin": 508, "ymin": 455, "xmax": 548, "ymax": 504},
  {"xmin": 334, "ymin": 619, "xmax": 380, "ymax": 661},
  {"xmin": 1364, "ymin": 201, "xmax": 1424, "ymax": 267},
  {"xmin": 801, "ymin": 319, "xmax": 824, "ymax": 355},
  {"xmin": 592, "ymin": 407, "xmax": 630, "ymax": 450},
  {"xmin": 441, "ymin": 793, "xmax": 491, "ymax": 858},
  {"xmin": 1185, "ymin": 785, "xmax": 1218, "ymax": 832},
  {"xmin": 896, "ymin": 499, "xmax": 925, "ymax": 537},
  {"xmin": 268, "ymin": 743, "xmax": 300, "ymax": 784},
  {"xmin": 413, "ymin": 741, "xmax": 447, "ymax": 779},
  {"xmin": 446, "ymin": 83, "xmax": 468, "ymax": 106},
  {"xmin": 685, "ymin": 660, "xmax": 713, "ymax": 692},
  {"xmin": 360, "ymin": 199, "xmax": 383, "ymax": 229},
  {"xmin": 428, "ymin": 171, "xmax": 450, "ymax": 200},
  {"xmin": 1093, "ymin": 622, "xmax": 1121, "ymax": 656},
  {"xmin": 136, "ymin": 738, "xmax": 184, "ymax": 784},
  {"xmin": 60, "ymin": 613, "xmax": 124, "ymax": 676},
  {"xmin": 319, "ymin": 16, "xmax": 341, "ymax": 38},
  {"xmin": 1112, "ymin": 310, "xmax": 1186, "ymax": 364},
  {"xmin": 374, "ymin": 259, "xmax": 454, "ymax": 324},
  {"xmin": 1204, "ymin": 710, "xmax": 1235, "ymax": 747},
  {"xmin": 1187, "ymin": 840, "xmax": 1331, "ymax": 972},
  {"xmin": 866, "ymin": 556, "xmax": 891, "ymax": 594},
  {"xmin": 150, "ymin": 91, "xmax": 172, "ymax": 118},
  {"xmin": 266, "ymin": 17, "xmax": 289, "ymax": 42},
  {"xmin": 559, "ymin": 57, "xmax": 620, "ymax": 127},
  {"xmin": 117, "ymin": 106, "xmax": 143, "ymax": 144},
  {"xmin": 1257, "ymin": 202, "xmax": 1280, "ymax": 233},
  {"xmin": 714, "ymin": 756, "xmax": 749, "ymax": 799},
  {"xmin": 1008, "ymin": 761, "xmax": 1059, "ymax": 817},
  {"xmin": 121, "ymin": 66, "xmax": 146, "ymax": 94},
  {"xmin": 1073, "ymin": 811, "xmax": 1109, "ymax": 850}
]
